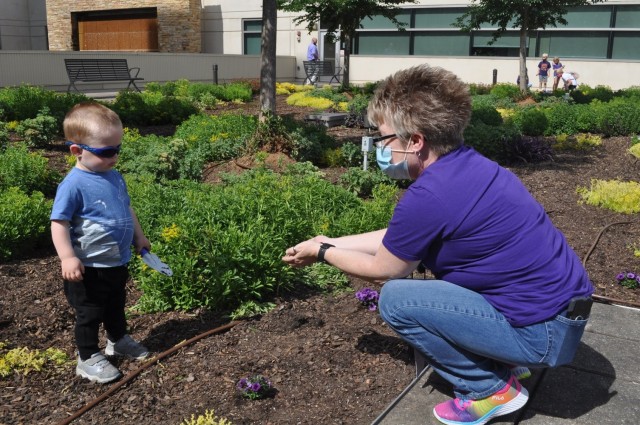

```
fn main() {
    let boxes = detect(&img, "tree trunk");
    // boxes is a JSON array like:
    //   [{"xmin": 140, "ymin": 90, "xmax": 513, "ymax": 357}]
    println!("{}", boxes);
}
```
[
  {"xmin": 259, "ymin": 0, "xmax": 277, "ymax": 121},
  {"xmin": 342, "ymin": 32, "xmax": 351, "ymax": 89},
  {"xmin": 518, "ymin": 27, "xmax": 528, "ymax": 93}
]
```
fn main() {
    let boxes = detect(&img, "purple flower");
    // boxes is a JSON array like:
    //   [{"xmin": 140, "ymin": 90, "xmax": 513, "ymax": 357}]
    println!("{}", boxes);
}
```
[
  {"xmin": 356, "ymin": 288, "xmax": 379, "ymax": 311},
  {"xmin": 616, "ymin": 273, "xmax": 626, "ymax": 281},
  {"xmin": 237, "ymin": 375, "xmax": 273, "ymax": 400},
  {"xmin": 626, "ymin": 272, "xmax": 636, "ymax": 280}
]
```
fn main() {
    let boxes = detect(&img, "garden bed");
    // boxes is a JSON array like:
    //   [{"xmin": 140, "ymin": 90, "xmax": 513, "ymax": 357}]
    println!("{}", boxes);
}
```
[{"xmin": 1, "ymin": 95, "xmax": 639, "ymax": 425}]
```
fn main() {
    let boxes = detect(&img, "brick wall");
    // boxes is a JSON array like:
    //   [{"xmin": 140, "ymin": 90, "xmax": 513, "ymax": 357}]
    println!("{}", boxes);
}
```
[{"xmin": 46, "ymin": 0, "xmax": 201, "ymax": 52}]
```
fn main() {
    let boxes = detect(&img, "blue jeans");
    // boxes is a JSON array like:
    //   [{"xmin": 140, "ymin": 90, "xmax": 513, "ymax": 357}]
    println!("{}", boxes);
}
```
[{"xmin": 378, "ymin": 279, "xmax": 588, "ymax": 400}]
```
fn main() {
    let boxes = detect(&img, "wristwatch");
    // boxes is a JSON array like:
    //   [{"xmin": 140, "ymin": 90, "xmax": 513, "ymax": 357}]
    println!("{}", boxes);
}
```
[{"xmin": 317, "ymin": 243, "xmax": 335, "ymax": 264}]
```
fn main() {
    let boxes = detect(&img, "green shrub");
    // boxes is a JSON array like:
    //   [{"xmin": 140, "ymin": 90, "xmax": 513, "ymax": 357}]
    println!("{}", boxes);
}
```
[
  {"xmin": 468, "ymin": 83, "xmax": 493, "ymax": 96},
  {"xmin": 0, "ymin": 144, "xmax": 60, "ymax": 195},
  {"xmin": 463, "ymin": 121, "xmax": 520, "ymax": 161},
  {"xmin": 338, "ymin": 167, "xmax": 394, "ymax": 198},
  {"xmin": 0, "ymin": 122, "xmax": 8, "ymax": 150},
  {"xmin": 127, "ymin": 170, "xmax": 394, "ymax": 312},
  {"xmin": 543, "ymin": 102, "xmax": 583, "ymax": 135},
  {"xmin": 595, "ymin": 98, "xmax": 640, "ymax": 137},
  {"xmin": 489, "ymin": 83, "xmax": 523, "ymax": 101},
  {"xmin": 111, "ymin": 91, "xmax": 197, "ymax": 126},
  {"xmin": 0, "ymin": 86, "xmax": 87, "ymax": 128},
  {"xmin": 15, "ymin": 108, "xmax": 58, "ymax": 148},
  {"xmin": 518, "ymin": 108, "xmax": 548, "ymax": 136},
  {"xmin": 0, "ymin": 188, "xmax": 52, "ymax": 260},
  {"xmin": 470, "ymin": 104, "xmax": 503, "ymax": 126}
]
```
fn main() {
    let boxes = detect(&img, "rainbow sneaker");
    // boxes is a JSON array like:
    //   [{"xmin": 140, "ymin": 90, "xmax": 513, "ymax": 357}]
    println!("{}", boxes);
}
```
[
  {"xmin": 510, "ymin": 365, "xmax": 531, "ymax": 380},
  {"xmin": 433, "ymin": 375, "xmax": 529, "ymax": 425}
]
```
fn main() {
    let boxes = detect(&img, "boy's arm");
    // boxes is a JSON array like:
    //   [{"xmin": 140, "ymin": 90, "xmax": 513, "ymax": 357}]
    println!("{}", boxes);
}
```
[
  {"xmin": 51, "ymin": 220, "xmax": 85, "ymax": 282},
  {"xmin": 130, "ymin": 207, "xmax": 151, "ymax": 254}
]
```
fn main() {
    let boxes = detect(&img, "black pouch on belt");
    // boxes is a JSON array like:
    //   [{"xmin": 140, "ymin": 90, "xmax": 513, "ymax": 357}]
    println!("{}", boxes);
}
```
[{"xmin": 566, "ymin": 296, "xmax": 593, "ymax": 320}]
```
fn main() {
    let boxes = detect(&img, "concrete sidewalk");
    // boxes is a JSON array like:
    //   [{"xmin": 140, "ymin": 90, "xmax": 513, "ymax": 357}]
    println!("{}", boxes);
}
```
[{"xmin": 374, "ymin": 302, "xmax": 640, "ymax": 425}]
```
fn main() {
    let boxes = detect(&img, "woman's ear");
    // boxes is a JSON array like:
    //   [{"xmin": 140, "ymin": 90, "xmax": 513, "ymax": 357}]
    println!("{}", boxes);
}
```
[{"xmin": 410, "ymin": 133, "xmax": 426, "ymax": 153}]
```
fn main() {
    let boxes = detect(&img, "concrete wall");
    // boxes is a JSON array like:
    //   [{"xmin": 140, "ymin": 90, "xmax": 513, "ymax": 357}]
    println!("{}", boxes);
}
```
[
  {"xmin": 0, "ymin": 0, "xmax": 48, "ymax": 50},
  {"xmin": 0, "ymin": 51, "xmax": 296, "ymax": 92},
  {"xmin": 348, "ymin": 56, "xmax": 640, "ymax": 91},
  {"xmin": 46, "ymin": 0, "xmax": 201, "ymax": 53}
]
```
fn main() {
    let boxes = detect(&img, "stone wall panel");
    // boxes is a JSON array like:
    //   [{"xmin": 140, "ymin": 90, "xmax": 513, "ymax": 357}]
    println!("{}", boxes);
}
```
[{"xmin": 46, "ymin": 0, "xmax": 201, "ymax": 52}]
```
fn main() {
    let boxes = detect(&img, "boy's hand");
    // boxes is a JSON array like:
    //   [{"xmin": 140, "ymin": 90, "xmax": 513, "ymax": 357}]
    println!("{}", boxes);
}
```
[
  {"xmin": 134, "ymin": 235, "xmax": 151, "ymax": 254},
  {"xmin": 61, "ymin": 257, "xmax": 85, "ymax": 282}
]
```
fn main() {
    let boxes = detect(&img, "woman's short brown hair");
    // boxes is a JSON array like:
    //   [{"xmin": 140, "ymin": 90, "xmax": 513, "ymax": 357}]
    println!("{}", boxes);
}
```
[{"xmin": 367, "ymin": 65, "xmax": 471, "ymax": 156}]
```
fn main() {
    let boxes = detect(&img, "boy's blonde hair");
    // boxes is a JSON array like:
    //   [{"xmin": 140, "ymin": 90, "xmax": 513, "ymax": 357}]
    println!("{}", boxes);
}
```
[{"xmin": 63, "ymin": 102, "xmax": 122, "ymax": 145}]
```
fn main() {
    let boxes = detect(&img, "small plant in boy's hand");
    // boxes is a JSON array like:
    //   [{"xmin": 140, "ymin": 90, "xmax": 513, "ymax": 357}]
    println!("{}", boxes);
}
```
[
  {"xmin": 356, "ymin": 288, "xmax": 379, "ymax": 311},
  {"xmin": 616, "ymin": 271, "xmax": 640, "ymax": 289},
  {"xmin": 236, "ymin": 375, "xmax": 273, "ymax": 400}
]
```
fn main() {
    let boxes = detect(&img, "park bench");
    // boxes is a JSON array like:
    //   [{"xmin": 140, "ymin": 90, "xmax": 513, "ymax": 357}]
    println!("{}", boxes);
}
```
[
  {"xmin": 303, "ymin": 60, "xmax": 341, "ymax": 85},
  {"xmin": 64, "ymin": 58, "xmax": 144, "ymax": 93}
]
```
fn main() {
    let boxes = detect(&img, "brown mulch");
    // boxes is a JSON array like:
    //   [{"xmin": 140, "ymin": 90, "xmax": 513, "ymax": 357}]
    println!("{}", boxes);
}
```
[{"xmin": 1, "ymin": 96, "xmax": 639, "ymax": 425}]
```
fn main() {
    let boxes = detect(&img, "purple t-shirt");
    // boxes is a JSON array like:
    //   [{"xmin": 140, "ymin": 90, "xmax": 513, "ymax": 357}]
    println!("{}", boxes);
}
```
[
  {"xmin": 382, "ymin": 146, "xmax": 593, "ymax": 326},
  {"xmin": 538, "ymin": 60, "xmax": 551, "ymax": 76}
]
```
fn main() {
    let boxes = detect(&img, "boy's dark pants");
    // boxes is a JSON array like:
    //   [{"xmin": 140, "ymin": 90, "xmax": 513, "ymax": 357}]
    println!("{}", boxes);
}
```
[{"xmin": 64, "ymin": 265, "xmax": 128, "ymax": 360}]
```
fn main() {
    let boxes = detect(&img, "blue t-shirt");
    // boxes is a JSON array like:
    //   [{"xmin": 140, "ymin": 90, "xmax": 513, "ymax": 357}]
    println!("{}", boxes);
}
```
[
  {"xmin": 51, "ymin": 167, "xmax": 134, "ymax": 267},
  {"xmin": 382, "ymin": 146, "xmax": 593, "ymax": 326},
  {"xmin": 538, "ymin": 60, "xmax": 551, "ymax": 76}
]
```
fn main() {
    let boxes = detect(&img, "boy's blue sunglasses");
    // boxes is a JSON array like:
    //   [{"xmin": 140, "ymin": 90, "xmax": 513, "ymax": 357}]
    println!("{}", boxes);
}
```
[{"xmin": 66, "ymin": 141, "xmax": 121, "ymax": 158}]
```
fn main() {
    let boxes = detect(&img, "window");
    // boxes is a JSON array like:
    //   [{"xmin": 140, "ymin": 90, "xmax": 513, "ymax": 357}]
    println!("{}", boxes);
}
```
[
  {"xmin": 243, "ymin": 19, "xmax": 262, "ymax": 55},
  {"xmin": 353, "ymin": 5, "xmax": 640, "ymax": 60}
]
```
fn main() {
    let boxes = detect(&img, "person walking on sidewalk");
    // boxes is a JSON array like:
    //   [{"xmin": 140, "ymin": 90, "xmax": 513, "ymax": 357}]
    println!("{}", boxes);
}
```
[
  {"xmin": 283, "ymin": 64, "xmax": 593, "ymax": 425},
  {"xmin": 305, "ymin": 37, "xmax": 319, "ymax": 85},
  {"xmin": 51, "ymin": 102, "xmax": 151, "ymax": 384}
]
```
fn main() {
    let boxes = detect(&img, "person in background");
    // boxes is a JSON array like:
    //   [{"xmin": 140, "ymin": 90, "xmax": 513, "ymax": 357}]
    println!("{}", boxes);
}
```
[
  {"xmin": 282, "ymin": 64, "xmax": 593, "ymax": 425},
  {"xmin": 552, "ymin": 57, "xmax": 564, "ymax": 91},
  {"xmin": 562, "ymin": 70, "xmax": 579, "ymax": 91},
  {"xmin": 537, "ymin": 53, "xmax": 551, "ymax": 92},
  {"xmin": 51, "ymin": 102, "xmax": 151, "ymax": 384},
  {"xmin": 305, "ymin": 37, "xmax": 319, "ymax": 85}
]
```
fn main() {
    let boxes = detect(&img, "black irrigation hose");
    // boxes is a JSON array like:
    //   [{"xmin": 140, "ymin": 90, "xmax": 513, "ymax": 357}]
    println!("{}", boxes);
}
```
[
  {"xmin": 581, "ymin": 220, "xmax": 640, "ymax": 309},
  {"xmin": 56, "ymin": 320, "xmax": 242, "ymax": 425}
]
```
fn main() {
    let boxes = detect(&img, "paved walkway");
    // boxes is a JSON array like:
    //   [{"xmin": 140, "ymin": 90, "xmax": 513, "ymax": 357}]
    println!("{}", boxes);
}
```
[{"xmin": 373, "ymin": 302, "xmax": 640, "ymax": 425}]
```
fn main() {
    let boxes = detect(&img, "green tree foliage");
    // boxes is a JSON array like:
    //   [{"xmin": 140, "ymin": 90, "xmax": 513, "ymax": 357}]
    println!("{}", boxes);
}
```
[
  {"xmin": 454, "ymin": 0, "xmax": 605, "ymax": 92},
  {"xmin": 277, "ymin": 0, "xmax": 415, "ymax": 88}
]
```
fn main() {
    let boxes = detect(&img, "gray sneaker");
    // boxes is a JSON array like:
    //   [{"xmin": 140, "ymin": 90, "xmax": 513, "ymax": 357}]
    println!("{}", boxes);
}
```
[
  {"xmin": 105, "ymin": 334, "xmax": 149, "ymax": 360},
  {"xmin": 76, "ymin": 353, "xmax": 122, "ymax": 383}
]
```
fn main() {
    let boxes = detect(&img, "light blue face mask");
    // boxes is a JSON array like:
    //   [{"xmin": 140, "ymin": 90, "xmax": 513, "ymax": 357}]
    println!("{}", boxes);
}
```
[{"xmin": 374, "ymin": 134, "xmax": 412, "ymax": 180}]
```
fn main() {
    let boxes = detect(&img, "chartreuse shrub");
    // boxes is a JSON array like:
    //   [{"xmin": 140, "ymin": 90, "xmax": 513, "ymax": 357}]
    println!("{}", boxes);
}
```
[
  {"xmin": 286, "ymin": 87, "xmax": 349, "ymax": 111},
  {"xmin": 0, "ymin": 188, "xmax": 52, "ymax": 260},
  {"xmin": 0, "ymin": 144, "xmax": 60, "ymax": 195},
  {"xmin": 629, "ymin": 136, "xmax": 640, "ymax": 159},
  {"xmin": 577, "ymin": 179, "xmax": 640, "ymax": 214},
  {"xmin": 553, "ymin": 133, "xmax": 602, "ymax": 151},
  {"xmin": 0, "ymin": 342, "xmax": 70, "ymax": 377},
  {"xmin": 180, "ymin": 409, "xmax": 232, "ymax": 425},
  {"xmin": 275, "ymin": 82, "xmax": 312, "ymax": 95},
  {"xmin": 127, "ymin": 170, "xmax": 396, "ymax": 312}
]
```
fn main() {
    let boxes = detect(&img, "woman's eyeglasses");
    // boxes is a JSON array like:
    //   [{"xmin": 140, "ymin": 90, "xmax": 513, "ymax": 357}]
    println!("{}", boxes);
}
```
[{"xmin": 66, "ymin": 141, "xmax": 121, "ymax": 158}]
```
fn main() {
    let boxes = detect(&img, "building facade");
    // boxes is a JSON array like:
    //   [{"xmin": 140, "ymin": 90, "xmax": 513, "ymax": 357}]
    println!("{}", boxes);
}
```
[{"xmin": 1, "ymin": 1, "xmax": 639, "ymax": 88}]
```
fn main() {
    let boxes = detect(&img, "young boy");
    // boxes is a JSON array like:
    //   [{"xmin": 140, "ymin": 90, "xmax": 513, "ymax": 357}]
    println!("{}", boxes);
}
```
[
  {"xmin": 51, "ymin": 102, "xmax": 150, "ymax": 384},
  {"xmin": 537, "ymin": 53, "xmax": 551, "ymax": 91}
]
